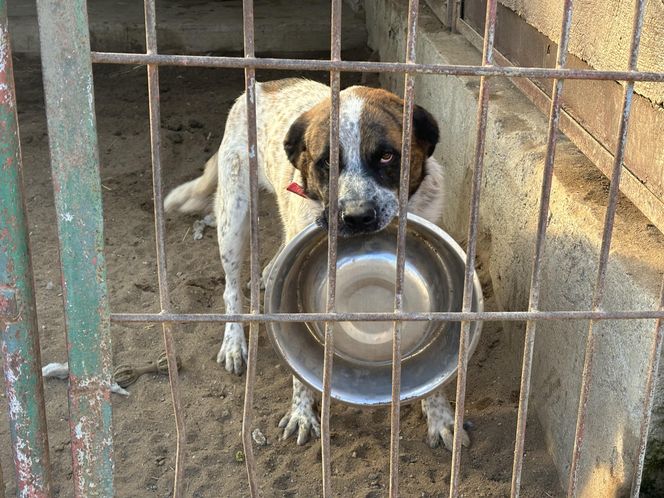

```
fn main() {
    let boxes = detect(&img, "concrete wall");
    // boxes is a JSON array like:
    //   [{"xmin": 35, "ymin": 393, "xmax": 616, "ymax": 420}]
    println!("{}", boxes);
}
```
[
  {"xmin": 8, "ymin": 0, "xmax": 368, "ymax": 55},
  {"xmin": 364, "ymin": 0, "xmax": 664, "ymax": 494},
  {"xmin": 500, "ymin": 0, "xmax": 664, "ymax": 107}
]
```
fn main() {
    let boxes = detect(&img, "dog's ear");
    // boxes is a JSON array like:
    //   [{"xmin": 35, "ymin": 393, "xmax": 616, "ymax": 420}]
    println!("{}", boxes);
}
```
[
  {"xmin": 284, "ymin": 114, "xmax": 309, "ymax": 168},
  {"xmin": 413, "ymin": 105, "xmax": 439, "ymax": 157}
]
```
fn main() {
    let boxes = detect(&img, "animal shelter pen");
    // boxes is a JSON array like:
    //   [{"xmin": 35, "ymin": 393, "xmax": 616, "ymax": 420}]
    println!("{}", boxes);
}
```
[{"xmin": 0, "ymin": 0, "xmax": 663, "ymax": 497}]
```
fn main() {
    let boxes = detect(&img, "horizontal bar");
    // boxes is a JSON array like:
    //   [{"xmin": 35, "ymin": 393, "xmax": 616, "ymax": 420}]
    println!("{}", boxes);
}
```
[
  {"xmin": 90, "ymin": 52, "xmax": 664, "ymax": 82},
  {"xmin": 110, "ymin": 310, "xmax": 664, "ymax": 323}
]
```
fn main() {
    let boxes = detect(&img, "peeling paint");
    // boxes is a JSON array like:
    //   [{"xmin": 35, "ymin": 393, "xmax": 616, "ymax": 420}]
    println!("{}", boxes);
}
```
[
  {"xmin": 0, "ymin": 2, "xmax": 53, "ymax": 495},
  {"xmin": 35, "ymin": 0, "xmax": 115, "ymax": 495}
]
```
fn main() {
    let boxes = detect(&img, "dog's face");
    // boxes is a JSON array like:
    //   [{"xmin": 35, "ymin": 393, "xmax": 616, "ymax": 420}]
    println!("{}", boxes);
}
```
[{"xmin": 283, "ymin": 87, "xmax": 439, "ymax": 237}]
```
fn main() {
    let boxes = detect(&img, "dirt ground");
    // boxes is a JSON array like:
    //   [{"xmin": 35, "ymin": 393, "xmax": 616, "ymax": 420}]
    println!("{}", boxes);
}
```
[{"xmin": 1, "ymin": 54, "xmax": 563, "ymax": 497}]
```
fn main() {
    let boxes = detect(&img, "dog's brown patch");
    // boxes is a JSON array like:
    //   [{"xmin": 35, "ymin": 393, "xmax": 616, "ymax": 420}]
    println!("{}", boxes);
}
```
[
  {"xmin": 284, "ymin": 86, "xmax": 439, "ymax": 201},
  {"xmin": 352, "ymin": 87, "xmax": 439, "ymax": 195}
]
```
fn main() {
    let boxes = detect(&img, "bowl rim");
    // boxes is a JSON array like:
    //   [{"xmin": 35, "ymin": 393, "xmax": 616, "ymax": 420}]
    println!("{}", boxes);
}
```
[{"xmin": 263, "ymin": 212, "xmax": 484, "ymax": 406}]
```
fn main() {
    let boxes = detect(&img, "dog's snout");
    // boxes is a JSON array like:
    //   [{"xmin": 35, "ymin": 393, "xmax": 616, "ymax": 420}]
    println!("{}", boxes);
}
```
[{"xmin": 341, "ymin": 201, "xmax": 378, "ymax": 230}]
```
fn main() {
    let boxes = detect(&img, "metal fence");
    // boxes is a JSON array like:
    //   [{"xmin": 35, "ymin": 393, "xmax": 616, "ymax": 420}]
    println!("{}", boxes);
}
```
[{"xmin": 0, "ymin": 0, "xmax": 663, "ymax": 496}]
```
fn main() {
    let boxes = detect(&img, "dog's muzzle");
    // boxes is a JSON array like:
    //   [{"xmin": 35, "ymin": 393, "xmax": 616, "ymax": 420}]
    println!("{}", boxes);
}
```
[
  {"xmin": 317, "ymin": 200, "xmax": 382, "ymax": 236},
  {"xmin": 341, "ymin": 200, "xmax": 378, "ymax": 232}
]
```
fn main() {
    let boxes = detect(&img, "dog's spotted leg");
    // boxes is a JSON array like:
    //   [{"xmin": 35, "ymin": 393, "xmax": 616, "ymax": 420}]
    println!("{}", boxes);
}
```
[
  {"xmin": 279, "ymin": 377, "xmax": 321, "ymax": 445},
  {"xmin": 421, "ymin": 392, "xmax": 470, "ymax": 450},
  {"xmin": 215, "ymin": 153, "xmax": 249, "ymax": 375}
]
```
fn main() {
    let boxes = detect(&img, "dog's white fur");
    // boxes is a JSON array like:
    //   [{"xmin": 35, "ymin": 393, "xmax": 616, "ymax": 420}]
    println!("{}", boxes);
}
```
[{"xmin": 165, "ymin": 79, "xmax": 468, "ymax": 449}]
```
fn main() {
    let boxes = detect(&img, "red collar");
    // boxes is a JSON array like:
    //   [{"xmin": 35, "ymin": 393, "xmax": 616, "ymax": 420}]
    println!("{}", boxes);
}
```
[{"xmin": 286, "ymin": 182, "xmax": 308, "ymax": 199}]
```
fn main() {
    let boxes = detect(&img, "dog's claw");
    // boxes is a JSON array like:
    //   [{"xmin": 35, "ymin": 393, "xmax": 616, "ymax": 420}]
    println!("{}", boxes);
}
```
[
  {"xmin": 217, "ymin": 325, "xmax": 247, "ymax": 375},
  {"xmin": 279, "ymin": 409, "xmax": 321, "ymax": 445},
  {"xmin": 422, "ymin": 393, "xmax": 471, "ymax": 451},
  {"xmin": 279, "ymin": 381, "xmax": 320, "ymax": 445},
  {"xmin": 427, "ymin": 423, "xmax": 470, "ymax": 450}
]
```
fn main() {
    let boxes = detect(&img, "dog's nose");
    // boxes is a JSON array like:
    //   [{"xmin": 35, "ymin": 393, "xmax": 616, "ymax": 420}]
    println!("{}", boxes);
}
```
[{"xmin": 341, "ymin": 201, "xmax": 378, "ymax": 230}]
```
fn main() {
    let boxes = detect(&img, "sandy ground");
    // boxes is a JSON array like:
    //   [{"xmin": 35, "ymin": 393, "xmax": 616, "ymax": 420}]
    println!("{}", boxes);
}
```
[{"xmin": 1, "ymin": 54, "xmax": 563, "ymax": 497}]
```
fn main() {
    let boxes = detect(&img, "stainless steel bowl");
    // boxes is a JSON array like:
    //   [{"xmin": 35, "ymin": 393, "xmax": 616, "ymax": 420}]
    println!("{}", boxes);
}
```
[{"xmin": 264, "ymin": 213, "xmax": 483, "ymax": 406}]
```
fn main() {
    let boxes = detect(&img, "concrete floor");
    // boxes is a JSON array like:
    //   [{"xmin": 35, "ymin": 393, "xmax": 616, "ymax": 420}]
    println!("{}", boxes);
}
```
[{"xmin": 8, "ymin": 0, "xmax": 368, "ymax": 55}]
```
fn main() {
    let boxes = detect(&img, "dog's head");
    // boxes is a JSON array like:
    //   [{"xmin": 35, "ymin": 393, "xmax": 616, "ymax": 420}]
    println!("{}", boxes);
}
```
[{"xmin": 283, "ymin": 86, "xmax": 439, "ymax": 237}]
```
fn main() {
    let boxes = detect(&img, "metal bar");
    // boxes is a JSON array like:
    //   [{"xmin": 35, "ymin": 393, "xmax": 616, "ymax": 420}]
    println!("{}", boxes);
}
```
[
  {"xmin": 447, "ymin": 0, "xmax": 459, "ymax": 33},
  {"xmin": 240, "ymin": 1, "xmax": 261, "ymax": 496},
  {"xmin": 320, "ymin": 0, "xmax": 342, "ymax": 495},
  {"xmin": 109, "ymin": 309, "xmax": 664, "ymax": 323},
  {"xmin": 35, "ymin": 0, "xmax": 114, "ymax": 495},
  {"xmin": 0, "ymin": 4, "xmax": 53, "ymax": 495},
  {"xmin": 389, "ymin": 1, "xmax": 420, "ymax": 495},
  {"xmin": 143, "ymin": 1, "xmax": 187, "ymax": 496},
  {"xmin": 631, "ymin": 276, "xmax": 664, "ymax": 496},
  {"xmin": 89, "ymin": 52, "xmax": 664, "ymax": 82},
  {"xmin": 568, "ymin": 0, "xmax": 647, "ymax": 495},
  {"xmin": 0, "ymin": 458, "xmax": 4, "ymax": 498},
  {"xmin": 450, "ymin": 1, "xmax": 497, "ymax": 495},
  {"xmin": 510, "ymin": 1, "xmax": 574, "ymax": 496}
]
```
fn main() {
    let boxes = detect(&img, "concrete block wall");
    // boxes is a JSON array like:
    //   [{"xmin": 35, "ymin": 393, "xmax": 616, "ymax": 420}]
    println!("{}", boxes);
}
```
[
  {"xmin": 363, "ymin": 0, "xmax": 664, "ymax": 494},
  {"xmin": 8, "ymin": 0, "xmax": 368, "ymax": 56}
]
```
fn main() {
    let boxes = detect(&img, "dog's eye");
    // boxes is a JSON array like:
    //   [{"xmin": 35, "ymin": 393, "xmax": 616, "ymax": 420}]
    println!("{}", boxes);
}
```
[{"xmin": 380, "ymin": 152, "xmax": 395, "ymax": 164}]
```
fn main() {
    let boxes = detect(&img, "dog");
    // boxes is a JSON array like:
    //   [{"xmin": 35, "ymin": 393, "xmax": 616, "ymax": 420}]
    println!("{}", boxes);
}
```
[{"xmin": 164, "ymin": 78, "xmax": 470, "ymax": 449}]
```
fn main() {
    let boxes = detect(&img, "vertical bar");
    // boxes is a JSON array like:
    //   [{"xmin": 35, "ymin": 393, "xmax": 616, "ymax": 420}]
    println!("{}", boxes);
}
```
[
  {"xmin": 567, "ymin": 1, "xmax": 647, "ymax": 495},
  {"xmin": 509, "ymin": 1, "xmax": 574, "ymax": 496},
  {"xmin": 35, "ymin": 0, "xmax": 114, "ymax": 495},
  {"xmin": 241, "ymin": 0, "xmax": 261, "ymax": 496},
  {"xmin": 449, "ymin": 1, "xmax": 496, "ymax": 496},
  {"xmin": 143, "ymin": 1, "xmax": 187, "ymax": 496},
  {"xmin": 0, "ymin": 4, "xmax": 53, "ymax": 495},
  {"xmin": 321, "ymin": 0, "xmax": 342, "ymax": 495},
  {"xmin": 447, "ymin": 0, "xmax": 459, "ymax": 33},
  {"xmin": 631, "ymin": 277, "xmax": 664, "ymax": 496},
  {"xmin": 388, "ymin": 1, "xmax": 420, "ymax": 496},
  {"xmin": 0, "ymin": 458, "xmax": 4, "ymax": 498}
]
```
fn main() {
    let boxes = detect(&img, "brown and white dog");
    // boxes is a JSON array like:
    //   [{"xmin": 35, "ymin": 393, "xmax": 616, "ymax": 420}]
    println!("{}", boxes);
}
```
[{"xmin": 165, "ymin": 78, "xmax": 469, "ymax": 449}]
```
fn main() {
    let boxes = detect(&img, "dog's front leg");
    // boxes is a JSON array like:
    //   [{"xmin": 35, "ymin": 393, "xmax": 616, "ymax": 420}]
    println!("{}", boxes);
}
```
[
  {"xmin": 215, "ymin": 159, "xmax": 249, "ymax": 375},
  {"xmin": 421, "ymin": 391, "xmax": 470, "ymax": 450},
  {"xmin": 279, "ymin": 377, "xmax": 321, "ymax": 445}
]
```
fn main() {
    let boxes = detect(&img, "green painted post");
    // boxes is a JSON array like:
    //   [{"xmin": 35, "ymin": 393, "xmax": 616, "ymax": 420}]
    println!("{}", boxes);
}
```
[
  {"xmin": 0, "ymin": 2, "xmax": 53, "ymax": 496},
  {"xmin": 35, "ymin": 0, "xmax": 114, "ymax": 495}
]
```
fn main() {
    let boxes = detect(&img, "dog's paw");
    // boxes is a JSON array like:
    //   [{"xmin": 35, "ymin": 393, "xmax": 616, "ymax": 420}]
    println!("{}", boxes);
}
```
[
  {"xmin": 279, "ymin": 382, "xmax": 320, "ymax": 445},
  {"xmin": 216, "ymin": 324, "xmax": 247, "ymax": 375},
  {"xmin": 192, "ymin": 213, "xmax": 216, "ymax": 240},
  {"xmin": 422, "ymin": 393, "xmax": 470, "ymax": 451},
  {"xmin": 279, "ymin": 406, "xmax": 321, "ymax": 445}
]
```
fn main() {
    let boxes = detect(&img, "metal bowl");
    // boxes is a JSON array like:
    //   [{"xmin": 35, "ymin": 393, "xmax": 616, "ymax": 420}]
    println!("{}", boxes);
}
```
[{"xmin": 264, "ymin": 213, "xmax": 483, "ymax": 406}]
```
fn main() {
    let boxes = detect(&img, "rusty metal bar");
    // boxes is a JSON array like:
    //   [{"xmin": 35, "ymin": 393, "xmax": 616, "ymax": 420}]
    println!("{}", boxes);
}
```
[
  {"xmin": 0, "ymin": 4, "xmax": 53, "ymax": 495},
  {"xmin": 631, "ymin": 276, "xmax": 664, "ymax": 496},
  {"xmin": 447, "ymin": 0, "xmax": 459, "ymax": 33},
  {"xmin": 567, "ymin": 0, "xmax": 647, "ymax": 495},
  {"xmin": 449, "ymin": 0, "xmax": 497, "ymax": 495},
  {"xmin": 388, "ymin": 0, "xmax": 420, "ymax": 495},
  {"xmin": 509, "ymin": 1, "xmax": 574, "ymax": 496},
  {"xmin": 239, "ymin": 0, "xmax": 261, "ymax": 496},
  {"xmin": 320, "ymin": 0, "xmax": 343, "ymax": 495},
  {"xmin": 35, "ymin": 0, "xmax": 114, "ymax": 495},
  {"xmin": 143, "ymin": 0, "xmax": 187, "ymax": 495},
  {"xmin": 89, "ymin": 51, "xmax": 664, "ymax": 82},
  {"xmin": 110, "ymin": 309, "xmax": 664, "ymax": 323}
]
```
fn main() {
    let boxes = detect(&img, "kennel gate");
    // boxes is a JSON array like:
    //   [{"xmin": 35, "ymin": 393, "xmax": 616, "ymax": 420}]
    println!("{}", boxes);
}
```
[{"xmin": 0, "ymin": 0, "xmax": 663, "ymax": 496}]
